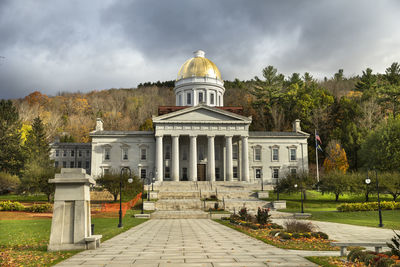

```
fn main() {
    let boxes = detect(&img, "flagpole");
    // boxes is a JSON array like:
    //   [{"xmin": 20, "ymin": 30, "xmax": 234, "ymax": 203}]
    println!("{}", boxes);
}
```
[{"xmin": 315, "ymin": 129, "xmax": 320, "ymax": 183}]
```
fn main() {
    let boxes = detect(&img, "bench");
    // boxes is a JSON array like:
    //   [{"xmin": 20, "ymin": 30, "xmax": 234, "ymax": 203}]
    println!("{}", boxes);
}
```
[
  {"xmin": 331, "ymin": 242, "xmax": 389, "ymax": 256},
  {"xmin": 85, "ymin": 235, "xmax": 102, "ymax": 250}
]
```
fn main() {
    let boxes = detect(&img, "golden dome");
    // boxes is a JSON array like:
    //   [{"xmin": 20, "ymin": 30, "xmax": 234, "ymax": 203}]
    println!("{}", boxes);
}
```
[{"xmin": 177, "ymin": 50, "xmax": 222, "ymax": 81}]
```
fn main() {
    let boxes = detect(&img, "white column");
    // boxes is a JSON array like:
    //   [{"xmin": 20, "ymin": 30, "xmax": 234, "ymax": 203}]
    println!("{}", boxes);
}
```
[
  {"xmin": 207, "ymin": 135, "xmax": 215, "ymax": 182},
  {"xmin": 155, "ymin": 135, "xmax": 163, "ymax": 181},
  {"xmin": 225, "ymin": 135, "xmax": 233, "ymax": 181},
  {"xmin": 241, "ymin": 136, "xmax": 249, "ymax": 182},
  {"xmin": 189, "ymin": 135, "xmax": 197, "ymax": 181},
  {"xmin": 171, "ymin": 135, "xmax": 179, "ymax": 181}
]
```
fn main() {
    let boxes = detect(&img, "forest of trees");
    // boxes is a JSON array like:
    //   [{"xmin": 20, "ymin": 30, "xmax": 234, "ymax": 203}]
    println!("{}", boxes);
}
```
[{"xmin": 6, "ymin": 62, "xmax": 400, "ymax": 174}]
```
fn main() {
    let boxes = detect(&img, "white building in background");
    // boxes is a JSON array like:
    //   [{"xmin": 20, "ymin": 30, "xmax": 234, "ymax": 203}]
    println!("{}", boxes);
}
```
[{"xmin": 90, "ymin": 50, "xmax": 309, "ymax": 183}]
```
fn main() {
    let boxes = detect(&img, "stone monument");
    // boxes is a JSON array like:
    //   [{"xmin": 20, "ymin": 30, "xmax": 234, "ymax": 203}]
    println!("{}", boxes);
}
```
[{"xmin": 48, "ymin": 168, "xmax": 102, "ymax": 251}]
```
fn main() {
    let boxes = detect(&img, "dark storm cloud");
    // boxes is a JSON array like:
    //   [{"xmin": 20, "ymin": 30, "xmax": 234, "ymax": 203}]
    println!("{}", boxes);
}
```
[{"xmin": 0, "ymin": 0, "xmax": 399, "ymax": 99}]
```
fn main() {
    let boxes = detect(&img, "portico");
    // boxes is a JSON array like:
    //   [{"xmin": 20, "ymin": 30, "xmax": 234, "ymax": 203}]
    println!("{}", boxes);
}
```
[{"xmin": 153, "ymin": 105, "xmax": 251, "ymax": 182}]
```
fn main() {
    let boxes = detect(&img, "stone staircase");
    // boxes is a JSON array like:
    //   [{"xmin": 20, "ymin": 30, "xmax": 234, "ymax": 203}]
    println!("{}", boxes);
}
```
[{"xmin": 152, "ymin": 181, "xmax": 273, "ymax": 217}]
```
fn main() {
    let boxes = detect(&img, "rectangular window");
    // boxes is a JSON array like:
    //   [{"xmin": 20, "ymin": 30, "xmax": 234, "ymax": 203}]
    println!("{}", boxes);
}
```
[
  {"xmin": 218, "ymin": 95, "xmax": 221, "ymax": 105},
  {"xmin": 85, "ymin": 161, "xmax": 90, "ymax": 169},
  {"xmin": 165, "ymin": 167, "xmax": 170, "ymax": 179},
  {"xmin": 182, "ymin": 168, "xmax": 188, "ymax": 181},
  {"xmin": 86, "ymin": 150, "xmax": 90, "ymax": 157},
  {"xmin": 63, "ymin": 161, "xmax": 67, "ymax": 168},
  {"xmin": 140, "ymin": 168, "xmax": 147, "ymax": 179},
  {"xmin": 77, "ymin": 161, "xmax": 82, "ymax": 168},
  {"xmin": 71, "ymin": 150, "xmax": 75, "ymax": 157},
  {"xmin": 272, "ymin": 148, "xmax": 279, "ymax": 161},
  {"xmin": 215, "ymin": 168, "xmax": 220, "ymax": 180},
  {"xmin": 104, "ymin": 148, "xmax": 111, "ymax": 160},
  {"xmin": 290, "ymin": 148, "xmax": 297, "ymax": 161},
  {"xmin": 198, "ymin": 92, "xmax": 204, "ymax": 103},
  {"xmin": 122, "ymin": 147, "xmax": 129, "ymax": 160},
  {"xmin": 55, "ymin": 150, "xmax": 59, "ymax": 157},
  {"xmin": 233, "ymin": 144, "xmax": 238, "ymax": 160},
  {"xmin": 165, "ymin": 145, "xmax": 171, "ymax": 160},
  {"xmin": 63, "ymin": 150, "xmax": 67, "ymax": 157},
  {"xmin": 70, "ymin": 161, "xmax": 74, "ymax": 168},
  {"xmin": 255, "ymin": 147, "xmax": 261, "ymax": 161},
  {"xmin": 141, "ymin": 148, "xmax": 146, "ymax": 160},
  {"xmin": 178, "ymin": 94, "xmax": 182, "ymax": 106},
  {"xmin": 272, "ymin": 168, "xmax": 279, "ymax": 179},
  {"xmin": 55, "ymin": 161, "xmax": 59, "ymax": 168},
  {"xmin": 210, "ymin": 93, "xmax": 215, "ymax": 105},
  {"xmin": 233, "ymin": 166, "xmax": 238, "ymax": 178},
  {"xmin": 290, "ymin": 168, "xmax": 297, "ymax": 175},
  {"xmin": 186, "ymin": 92, "xmax": 191, "ymax": 105},
  {"xmin": 255, "ymin": 168, "xmax": 262, "ymax": 179},
  {"xmin": 78, "ymin": 150, "xmax": 82, "ymax": 157}
]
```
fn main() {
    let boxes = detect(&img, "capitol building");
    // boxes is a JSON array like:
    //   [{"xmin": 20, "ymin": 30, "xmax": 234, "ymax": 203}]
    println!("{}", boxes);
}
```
[{"xmin": 90, "ymin": 50, "xmax": 309, "ymax": 183}]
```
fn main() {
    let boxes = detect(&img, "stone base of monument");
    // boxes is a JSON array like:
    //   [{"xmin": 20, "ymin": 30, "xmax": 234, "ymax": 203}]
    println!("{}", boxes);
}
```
[
  {"xmin": 257, "ymin": 191, "xmax": 269, "ymax": 199},
  {"xmin": 47, "ymin": 169, "xmax": 102, "ymax": 251}
]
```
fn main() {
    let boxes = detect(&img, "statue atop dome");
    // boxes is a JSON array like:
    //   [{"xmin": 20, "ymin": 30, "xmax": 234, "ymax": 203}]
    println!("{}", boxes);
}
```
[{"xmin": 174, "ymin": 50, "xmax": 225, "ymax": 107}]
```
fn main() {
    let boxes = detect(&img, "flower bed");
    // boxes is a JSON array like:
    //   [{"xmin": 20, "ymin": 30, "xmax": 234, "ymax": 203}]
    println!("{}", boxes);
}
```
[{"xmin": 219, "ymin": 207, "xmax": 337, "ymax": 251}]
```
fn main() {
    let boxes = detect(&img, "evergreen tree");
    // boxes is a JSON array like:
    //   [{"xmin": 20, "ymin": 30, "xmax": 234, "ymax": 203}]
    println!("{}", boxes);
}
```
[
  {"xmin": 22, "ymin": 116, "xmax": 55, "ymax": 201},
  {"xmin": 0, "ymin": 100, "xmax": 24, "ymax": 175}
]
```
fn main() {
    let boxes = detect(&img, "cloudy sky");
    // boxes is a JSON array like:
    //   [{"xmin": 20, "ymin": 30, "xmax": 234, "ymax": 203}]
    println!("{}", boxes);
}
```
[{"xmin": 1, "ymin": 0, "xmax": 400, "ymax": 99}]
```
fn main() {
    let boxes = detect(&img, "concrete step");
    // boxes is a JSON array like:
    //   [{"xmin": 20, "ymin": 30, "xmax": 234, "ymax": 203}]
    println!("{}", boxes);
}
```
[
  {"xmin": 155, "ymin": 199, "xmax": 203, "ymax": 210},
  {"xmin": 158, "ymin": 191, "xmax": 200, "ymax": 199},
  {"xmin": 151, "ymin": 210, "xmax": 210, "ymax": 219},
  {"xmin": 223, "ymin": 199, "xmax": 272, "ymax": 212}
]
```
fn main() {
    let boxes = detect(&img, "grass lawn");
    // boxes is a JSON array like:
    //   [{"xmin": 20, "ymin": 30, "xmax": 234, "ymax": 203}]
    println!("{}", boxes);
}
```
[
  {"xmin": 264, "ymin": 190, "xmax": 400, "ymax": 230},
  {"xmin": 0, "ymin": 193, "xmax": 48, "ymax": 202},
  {"xmin": 0, "ymin": 209, "xmax": 148, "ymax": 267}
]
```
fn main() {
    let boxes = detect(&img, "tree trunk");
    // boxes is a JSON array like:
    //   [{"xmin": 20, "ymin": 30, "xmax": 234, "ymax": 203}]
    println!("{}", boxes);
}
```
[
  {"xmin": 47, "ymin": 193, "xmax": 51, "ymax": 202},
  {"xmin": 113, "ymin": 194, "xmax": 118, "ymax": 202},
  {"xmin": 335, "ymin": 193, "xmax": 339, "ymax": 202},
  {"xmin": 303, "ymin": 190, "xmax": 307, "ymax": 201},
  {"xmin": 365, "ymin": 192, "xmax": 369, "ymax": 202}
]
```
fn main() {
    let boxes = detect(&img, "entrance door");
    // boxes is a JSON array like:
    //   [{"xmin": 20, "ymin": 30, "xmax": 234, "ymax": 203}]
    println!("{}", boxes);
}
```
[{"xmin": 197, "ymin": 164, "xmax": 206, "ymax": 181}]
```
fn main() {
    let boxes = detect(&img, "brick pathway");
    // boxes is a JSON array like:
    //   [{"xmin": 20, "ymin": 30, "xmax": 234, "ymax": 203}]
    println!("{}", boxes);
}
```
[{"xmin": 56, "ymin": 219, "xmax": 321, "ymax": 267}]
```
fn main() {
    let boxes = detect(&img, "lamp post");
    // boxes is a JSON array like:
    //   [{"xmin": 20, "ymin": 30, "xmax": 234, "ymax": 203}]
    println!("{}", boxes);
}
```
[
  {"xmin": 147, "ymin": 171, "xmax": 153, "ymax": 201},
  {"xmin": 365, "ymin": 170, "xmax": 383, "ymax": 227},
  {"xmin": 119, "ymin": 166, "xmax": 133, "ymax": 228},
  {"xmin": 294, "ymin": 183, "xmax": 304, "ymax": 213}
]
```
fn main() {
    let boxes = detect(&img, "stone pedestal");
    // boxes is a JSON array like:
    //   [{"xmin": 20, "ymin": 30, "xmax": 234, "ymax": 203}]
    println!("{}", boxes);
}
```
[
  {"xmin": 143, "ymin": 201, "xmax": 155, "ymax": 211},
  {"xmin": 273, "ymin": 200, "xmax": 286, "ymax": 210},
  {"xmin": 257, "ymin": 191, "xmax": 269, "ymax": 199},
  {"xmin": 48, "ymin": 168, "xmax": 102, "ymax": 251}
]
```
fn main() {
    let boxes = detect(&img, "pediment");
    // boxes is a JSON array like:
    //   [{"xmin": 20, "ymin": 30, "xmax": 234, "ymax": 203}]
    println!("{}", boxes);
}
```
[{"xmin": 153, "ymin": 106, "xmax": 251, "ymax": 123}]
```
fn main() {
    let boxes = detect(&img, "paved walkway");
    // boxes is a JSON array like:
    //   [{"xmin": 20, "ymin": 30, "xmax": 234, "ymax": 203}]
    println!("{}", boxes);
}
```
[
  {"xmin": 272, "ymin": 218, "xmax": 396, "ymax": 242},
  {"xmin": 56, "ymin": 219, "xmax": 322, "ymax": 267}
]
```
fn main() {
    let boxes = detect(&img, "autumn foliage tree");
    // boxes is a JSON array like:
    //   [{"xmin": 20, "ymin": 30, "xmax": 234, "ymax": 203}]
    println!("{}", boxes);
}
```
[{"xmin": 323, "ymin": 141, "xmax": 349, "ymax": 173}]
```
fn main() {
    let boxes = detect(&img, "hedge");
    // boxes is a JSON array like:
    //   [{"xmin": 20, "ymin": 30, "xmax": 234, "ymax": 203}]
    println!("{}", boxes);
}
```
[
  {"xmin": 337, "ymin": 201, "xmax": 400, "ymax": 212},
  {"xmin": 0, "ymin": 201, "xmax": 53, "ymax": 212},
  {"xmin": 0, "ymin": 200, "xmax": 25, "ymax": 211}
]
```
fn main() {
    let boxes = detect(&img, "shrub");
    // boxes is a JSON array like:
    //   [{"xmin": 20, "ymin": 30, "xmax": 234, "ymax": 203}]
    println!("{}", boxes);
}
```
[
  {"xmin": 0, "ymin": 172, "xmax": 21, "ymax": 194},
  {"xmin": 269, "ymin": 230, "xmax": 280, "ymax": 236},
  {"xmin": 387, "ymin": 231, "xmax": 400, "ymax": 257},
  {"xmin": 316, "ymin": 231, "xmax": 329, "ymax": 239},
  {"xmin": 292, "ymin": 233, "xmax": 301, "ymax": 239},
  {"xmin": 269, "ymin": 223, "xmax": 284, "ymax": 229},
  {"xmin": 279, "ymin": 232, "xmax": 291, "ymax": 240},
  {"xmin": 284, "ymin": 219, "xmax": 315, "ymax": 233},
  {"xmin": 375, "ymin": 257, "xmax": 395, "ymax": 267},
  {"xmin": 27, "ymin": 203, "xmax": 52, "ymax": 213},
  {"xmin": 347, "ymin": 248, "xmax": 364, "ymax": 262},
  {"xmin": 256, "ymin": 207, "xmax": 271, "ymax": 225},
  {"xmin": 239, "ymin": 207, "xmax": 250, "ymax": 221},
  {"xmin": 0, "ymin": 200, "xmax": 25, "ymax": 211}
]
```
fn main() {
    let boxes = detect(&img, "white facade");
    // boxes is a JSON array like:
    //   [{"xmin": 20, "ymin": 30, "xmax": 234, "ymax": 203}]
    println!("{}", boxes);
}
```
[{"xmin": 90, "ymin": 50, "xmax": 310, "ymax": 183}]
